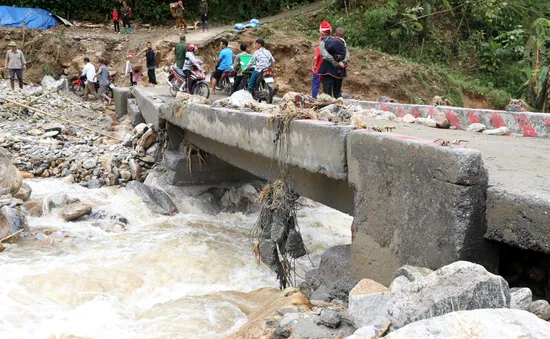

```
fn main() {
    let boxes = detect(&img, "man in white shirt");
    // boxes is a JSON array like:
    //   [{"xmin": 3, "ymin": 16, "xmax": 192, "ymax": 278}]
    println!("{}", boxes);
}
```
[{"xmin": 81, "ymin": 57, "xmax": 97, "ymax": 100}]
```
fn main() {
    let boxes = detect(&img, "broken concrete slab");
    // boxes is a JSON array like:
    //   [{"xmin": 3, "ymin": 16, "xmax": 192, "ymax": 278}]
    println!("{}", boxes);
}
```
[
  {"xmin": 485, "ymin": 187, "xmax": 550, "ymax": 253},
  {"xmin": 128, "ymin": 98, "xmax": 145, "ymax": 126},
  {"xmin": 347, "ymin": 131, "xmax": 498, "ymax": 285},
  {"xmin": 113, "ymin": 87, "xmax": 131, "ymax": 118},
  {"xmin": 161, "ymin": 101, "xmax": 352, "ymax": 180}
]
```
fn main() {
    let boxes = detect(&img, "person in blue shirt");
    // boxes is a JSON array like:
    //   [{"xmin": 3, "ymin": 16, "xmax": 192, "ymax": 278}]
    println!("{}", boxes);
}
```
[{"xmin": 211, "ymin": 39, "xmax": 233, "ymax": 95}]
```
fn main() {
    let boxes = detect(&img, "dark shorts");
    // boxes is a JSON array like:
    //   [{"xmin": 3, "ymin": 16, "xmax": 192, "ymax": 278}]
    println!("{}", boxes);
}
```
[
  {"xmin": 9, "ymin": 68, "xmax": 23, "ymax": 81},
  {"xmin": 213, "ymin": 69, "xmax": 225, "ymax": 81},
  {"xmin": 201, "ymin": 14, "xmax": 208, "ymax": 22}
]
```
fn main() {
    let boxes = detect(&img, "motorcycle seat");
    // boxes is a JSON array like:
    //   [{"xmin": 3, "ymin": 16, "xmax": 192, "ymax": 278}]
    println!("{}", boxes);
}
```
[{"xmin": 174, "ymin": 67, "xmax": 186, "ymax": 77}]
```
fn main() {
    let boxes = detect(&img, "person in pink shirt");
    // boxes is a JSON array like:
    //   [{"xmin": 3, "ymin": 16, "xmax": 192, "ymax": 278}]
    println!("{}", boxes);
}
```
[
  {"xmin": 312, "ymin": 37, "xmax": 323, "ymax": 98},
  {"xmin": 112, "ymin": 8, "xmax": 120, "ymax": 33}
]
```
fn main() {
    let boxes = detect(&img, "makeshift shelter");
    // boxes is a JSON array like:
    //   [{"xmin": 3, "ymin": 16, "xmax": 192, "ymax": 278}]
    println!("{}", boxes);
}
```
[{"xmin": 0, "ymin": 6, "xmax": 62, "ymax": 30}]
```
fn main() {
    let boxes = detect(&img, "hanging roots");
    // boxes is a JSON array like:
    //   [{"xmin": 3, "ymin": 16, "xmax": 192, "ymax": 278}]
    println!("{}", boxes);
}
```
[
  {"xmin": 250, "ymin": 178, "xmax": 308, "ymax": 289},
  {"xmin": 185, "ymin": 142, "xmax": 208, "ymax": 174},
  {"xmin": 268, "ymin": 98, "xmax": 317, "ymax": 136}
]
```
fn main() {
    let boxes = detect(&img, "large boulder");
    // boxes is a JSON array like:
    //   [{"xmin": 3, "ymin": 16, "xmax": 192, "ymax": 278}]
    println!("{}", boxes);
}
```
[
  {"xmin": 0, "ymin": 206, "xmax": 28, "ymax": 241},
  {"xmin": 14, "ymin": 182, "xmax": 32, "ymax": 201},
  {"xmin": 61, "ymin": 201, "xmax": 92, "ymax": 221},
  {"xmin": 302, "ymin": 245, "xmax": 359, "ymax": 303},
  {"xmin": 385, "ymin": 309, "xmax": 550, "ymax": 338},
  {"xmin": 125, "ymin": 181, "xmax": 178, "ymax": 215},
  {"xmin": 348, "ymin": 279, "xmax": 392, "ymax": 330},
  {"xmin": 0, "ymin": 147, "xmax": 22, "ymax": 194},
  {"xmin": 387, "ymin": 261, "xmax": 510, "ymax": 329}
]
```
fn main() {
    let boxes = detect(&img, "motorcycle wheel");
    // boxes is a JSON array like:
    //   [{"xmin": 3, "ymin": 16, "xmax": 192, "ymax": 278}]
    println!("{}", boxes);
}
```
[
  {"xmin": 192, "ymin": 81, "xmax": 210, "ymax": 98},
  {"xmin": 72, "ymin": 83, "xmax": 84, "ymax": 97},
  {"xmin": 258, "ymin": 81, "xmax": 274, "ymax": 104},
  {"xmin": 220, "ymin": 77, "xmax": 231, "ymax": 95},
  {"xmin": 168, "ymin": 75, "xmax": 179, "ymax": 97}
]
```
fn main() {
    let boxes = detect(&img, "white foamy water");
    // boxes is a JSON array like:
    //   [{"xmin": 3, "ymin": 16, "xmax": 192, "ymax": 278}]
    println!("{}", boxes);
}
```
[{"xmin": 0, "ymin": 179, "xmax": 352, "ymax": 339}]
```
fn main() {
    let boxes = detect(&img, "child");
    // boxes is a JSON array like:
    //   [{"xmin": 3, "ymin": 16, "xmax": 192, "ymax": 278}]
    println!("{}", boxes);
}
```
[
  {"xmin": 125, "ymin": 53, "xmax": 140, "ymax": 86},
  {"xmin": 112, "ymin": 8, "xmax": 120, "ymax": 33}
]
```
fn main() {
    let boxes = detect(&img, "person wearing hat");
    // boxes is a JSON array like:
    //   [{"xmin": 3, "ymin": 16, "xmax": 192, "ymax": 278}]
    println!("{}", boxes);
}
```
[
  {"xmin": 319, "ymin": 20, "xmax": 349, "ymax": 77},
  {"xmin": 317, "ymin": 27, "xmax": 348, "ymax": 98},
  {"xmin": 4, "ymin": 41, "xmax": 26, "ymax": 90}
]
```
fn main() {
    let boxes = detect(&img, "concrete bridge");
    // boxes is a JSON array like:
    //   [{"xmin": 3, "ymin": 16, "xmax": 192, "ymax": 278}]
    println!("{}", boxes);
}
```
[{"xmin": 115, "ymin": 86, "xmax": 550, "ymax": 285}]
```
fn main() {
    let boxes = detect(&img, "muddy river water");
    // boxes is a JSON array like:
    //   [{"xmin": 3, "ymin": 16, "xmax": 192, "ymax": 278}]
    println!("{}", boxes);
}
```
[{"xmin": 0, "ymin": 179, "xmax": 351, "ymax": 339}]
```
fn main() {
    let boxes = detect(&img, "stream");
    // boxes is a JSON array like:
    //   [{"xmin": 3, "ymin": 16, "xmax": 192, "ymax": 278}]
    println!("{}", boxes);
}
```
[{"xmin": 0, "ymin": 179, "xmax": 351, "ymax": 339}]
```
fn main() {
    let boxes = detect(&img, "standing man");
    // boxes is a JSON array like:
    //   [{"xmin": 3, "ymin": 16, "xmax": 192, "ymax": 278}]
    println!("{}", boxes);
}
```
[
  {"xmin": 175, "ymin": 35, "xmax": 188, "ymax": 69},
  {"xmin": 121, "ymin": 1, "xmax": 132, "ymax": 34},
  {"xmin": 175, "ymin": 0, "xmax": 188, "ymax": 33},
  {"xmin": 231, "ymin": 43, "xmax": 249, "ymax": 94},
  {"xmin": 211, "ymin": 39, "xmax": 233, "ymax": 95},
  {"xmin": 81, "ymin": 57, "xmax": 97, "ymax": 101},
  {"xmin": 4, "ymin": 41, "xmax": 26, "ymax": 91},
  {"xmin": 246, "ymin": 39, "xmax": 275, "ymax": 93},
  {"xmin": 95, "ymin": 59, "xmax": 111, "ymax": 105},
  {"xmin": 317, "ymin": 27, "xmax": 348, "ymax": 98},
  {"xmin": 145, "ymin": 42, "xmax": 158, "ymax": 85},
  {"xmin": 199, "ymin": 0, "xmax": 209, "ymax": 33}
]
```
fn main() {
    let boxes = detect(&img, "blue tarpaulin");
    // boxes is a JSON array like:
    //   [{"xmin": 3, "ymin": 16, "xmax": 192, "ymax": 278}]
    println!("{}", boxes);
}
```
[
  {"xmin": 234, "ymin": 19, "xmax": 261, "ymax": 31},
  {"xmin": 0, "ymin": 6, "xmax": 59, "ymax": 30}
]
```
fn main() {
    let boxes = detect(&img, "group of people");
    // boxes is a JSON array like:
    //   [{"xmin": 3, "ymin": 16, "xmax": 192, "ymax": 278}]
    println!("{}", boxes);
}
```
[
  {"xmin": 173, "ymin": 35, "xmax": 275, "ymax": 95},
  {"xmin": 113, "ymin": 0, "xmax": 210, "ymax": 34},
  {"xmin": 79, "ymin": 57, "xmax": 112, "ymax": 105},
  {"xmin": 312, "ymin": 20, "xmax": 348, "ymax": 99},
  {"xmin": 112, "ymin": 1, "xmax": 133, "ymax": 34}
]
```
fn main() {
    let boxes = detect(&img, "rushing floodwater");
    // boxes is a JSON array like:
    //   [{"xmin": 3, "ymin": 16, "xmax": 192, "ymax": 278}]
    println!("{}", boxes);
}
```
[{"xmin": 0, "ymin": 179, "xmax": 352, "ymax": 339}]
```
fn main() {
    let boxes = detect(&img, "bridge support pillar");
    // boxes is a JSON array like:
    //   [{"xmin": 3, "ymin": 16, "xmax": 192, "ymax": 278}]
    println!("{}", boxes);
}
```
[{"xmin": 347, "ymin": 131, "xmax": 499, "ymax": 285}]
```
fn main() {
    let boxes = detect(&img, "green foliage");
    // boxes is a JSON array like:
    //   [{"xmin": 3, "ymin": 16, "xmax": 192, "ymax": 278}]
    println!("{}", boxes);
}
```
[
  {"xmin": 2, "ymin": 0, "xmax": 307, "ymax": 25},
  {"xmin": 321, "ymin": 0, "xmax": 550, "ymax": 108},
  {"xmin": 252, "ymin": 26, "xmax": 275, "ymax": 41}
]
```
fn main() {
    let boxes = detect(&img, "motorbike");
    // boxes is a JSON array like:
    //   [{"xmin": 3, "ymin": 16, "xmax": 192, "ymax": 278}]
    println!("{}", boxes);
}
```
[
  {"xmin": 167, "ymin": 62, "xmax": 210, "ymax": 98},
  {"xmin": 218, "ymin": 71, "xmax": 234, "ymax": 95},
  {"xmin": 72, "ymin": 75, "xmax": 114, "ymax": 98},
  {"xmin": 232, "ymin": 68, "xmax": 278, "ymax": 103}
]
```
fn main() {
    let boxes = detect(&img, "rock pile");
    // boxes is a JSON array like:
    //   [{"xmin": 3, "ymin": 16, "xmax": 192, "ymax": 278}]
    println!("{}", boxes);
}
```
[
  {"xmin": 292, "ymin": 257, "xmax": 550, "ymax": 339},
  {"xmin": 0, "ymin": 80, "xmax": 163, "ymax": 188},
  {"xmin": 0, "ymin": 148, "xmax": 30, "ymax": 243}
]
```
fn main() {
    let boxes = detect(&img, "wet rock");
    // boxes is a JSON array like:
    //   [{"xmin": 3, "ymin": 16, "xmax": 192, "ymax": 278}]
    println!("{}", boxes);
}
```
[
  {"xmin": 87, "ymin": 178, "xmax": 101, "ymax": 189},
  {"xmin": 528, "ymin": 299, "xmax": 550, "ymax": 321},
  {"xmin": 467, "ymin": 123, "xmax": 486, "ymax": 132},
  {"xmin": 319, "ymin": 309, "xmax": 341, "ymax": 328},
  {"xmin": 120, "ymin": 170, "xmax": 132, "ymax": 181},
  {"xmin": 389, "ymin": 275, "xmax": 411, "ymax": 293},
  {"xmin": 270, "ymin": 221, "xmax": 287, "ymax": 245},
  {"xmin": 14, "ymin": 182, "xmax": 32, "ymax": 201},
  {"xmin": 0, "ymin": 147, "xmax": 22, "ymax": 194},
  {"xmin": 61, "ymin": 201, "xmax": 92, "ymax": 221},
  {"xmin": 41, "ymin": 236, "xmax": 55, "ymax": 246},
  {"xmin": 285, "ymin": 228, "xmax": 306, "ymax": 258},
  {"xmin": 0, "ymin": 206, "xmax": 28, "ymax": 240},
  {"xmin": 402, "ymin": 114, "xmax": 416, "ymax": 123},
  {"xmin": 348, "ymin": 279, "xmax": 391, "ymax": 329},
  {"xmin": 510, "ymin": 287, "xmax": 532, "ymax": 311},
  {"xmin": 259, "ymin": 239, "xmax": 278, "ymax": 269},
  {"xmin": 45, "ymin": 192, "xmax": 69, "ymax": 211},
  {"xmin": 23, "ymin": 200, "xmax": 43, "ymax": 217},
  {"xmin": 387, "ymin": 261, "xmax": 510, "ymax": 329},
  {"xmin": 483, "ymin": 126, "xmax": 510, "ymax": 136},
  {"xmin": 125, "ymin": 181, "xmax": 177, "ymax": 215},
  {"xmin": 385, "ymin": 309, "xmax": 550, "ymax": 339},
  {"xmin": 0, "ymin": 212, "xmax": 9, "ymax": 239}
]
